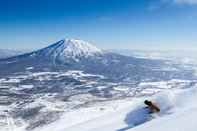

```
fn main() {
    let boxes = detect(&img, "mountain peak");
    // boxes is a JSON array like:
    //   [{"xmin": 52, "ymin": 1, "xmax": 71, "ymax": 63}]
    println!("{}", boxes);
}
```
[
  {"xmin": 35, "ymin": 38, "xmax": 103, "ymax": 62},
  {"xmin": 62, "ymin": 39, "xmax": 102, "ymax": 54}
]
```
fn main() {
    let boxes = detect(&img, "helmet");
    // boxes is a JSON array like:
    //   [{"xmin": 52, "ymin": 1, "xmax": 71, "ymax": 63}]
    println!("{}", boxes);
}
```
[{"xmin": 144, "ymin": 100, "xmax": 152, "ymax": 106}]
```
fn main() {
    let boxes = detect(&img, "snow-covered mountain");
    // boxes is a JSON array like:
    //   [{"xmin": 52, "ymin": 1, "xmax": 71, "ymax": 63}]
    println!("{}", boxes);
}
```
[
  {"xmin": 34, "ymin": 39, "xmax": 103, "ymax": 62},
  {"xmin": 0, "ymin": 38, "xmax": 194, "ymax": 82}
]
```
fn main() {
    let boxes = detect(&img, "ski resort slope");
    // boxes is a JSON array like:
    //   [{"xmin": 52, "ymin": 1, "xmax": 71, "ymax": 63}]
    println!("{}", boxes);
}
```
[
  {"xmin": 130, "ymin": 107, "xmax": 197, "ymax": 131},
  {"xmin": 34, "ymin": 87, "xmax": 197, "ymax": 131},
  {"xmin": 130, "ymin": 88, "xmax": 197, "ymax": 131}
]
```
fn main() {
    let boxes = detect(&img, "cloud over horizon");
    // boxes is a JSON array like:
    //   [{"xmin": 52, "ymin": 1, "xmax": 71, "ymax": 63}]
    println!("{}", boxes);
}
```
[
  {"xmin": 174, "ymin": 0, "xmax": 197, "ymax": 4},
  {"xmin": 164, "ymin": 0, "xmax": 197, "ymax": 5}
]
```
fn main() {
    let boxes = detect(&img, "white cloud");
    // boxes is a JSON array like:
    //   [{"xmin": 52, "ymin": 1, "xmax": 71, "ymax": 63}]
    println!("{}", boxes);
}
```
[
  {"xmin": 147, "ymin": 0, "xmax": 197, "ymax": 12},
  {"xmin": 169, "ymin": 0, "xmax": 197, "ymax": 5},
  {"xmin": 174, "ymin": 0, "xmax": 197, "ymax": 4}
]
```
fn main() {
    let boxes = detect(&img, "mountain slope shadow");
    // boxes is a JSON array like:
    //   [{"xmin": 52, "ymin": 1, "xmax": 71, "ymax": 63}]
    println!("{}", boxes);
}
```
[{"xmin": 117, "ymin": 106, "xmax": 151, "ymax": 131}]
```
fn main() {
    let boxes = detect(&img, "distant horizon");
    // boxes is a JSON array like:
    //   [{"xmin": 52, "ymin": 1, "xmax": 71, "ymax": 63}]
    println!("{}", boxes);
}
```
[{"xmin": 1, "ymin": 37, "xmax": 197, "ymax": 52}]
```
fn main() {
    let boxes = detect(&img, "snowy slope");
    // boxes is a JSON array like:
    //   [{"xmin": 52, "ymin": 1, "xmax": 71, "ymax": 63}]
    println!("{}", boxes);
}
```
[
  {"xmin": 130, "ymin": 108, "xmax": 197, "ymax": 131},
  {"xmin": 129, "ymin": 88, "xmax": 197, "ymax": 131},
  {"xmin": 34, "ymin": 87, "xmax": 197, "ymax": 131}
]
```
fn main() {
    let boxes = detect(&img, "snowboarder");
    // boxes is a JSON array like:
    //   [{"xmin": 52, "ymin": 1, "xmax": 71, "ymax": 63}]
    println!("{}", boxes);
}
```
[{"xmin": 144, "ymin": 100, "xmax": 160, "ymax": 114}]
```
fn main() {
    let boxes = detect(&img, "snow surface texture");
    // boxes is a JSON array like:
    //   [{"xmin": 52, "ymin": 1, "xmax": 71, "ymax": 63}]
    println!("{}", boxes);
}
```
[
  {"xmin": 130, "ymin": 88, "xmax": 197, "ymax": 131},
  {"xmin": 32, "ymin": 87, "xmax": 197, "ymax": 131}
]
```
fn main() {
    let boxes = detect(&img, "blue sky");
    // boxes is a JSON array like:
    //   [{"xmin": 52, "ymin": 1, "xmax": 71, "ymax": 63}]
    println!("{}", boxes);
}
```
[{"xmin": 1, "ymin": 0, "xmax": 197, "ymax": 50}]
